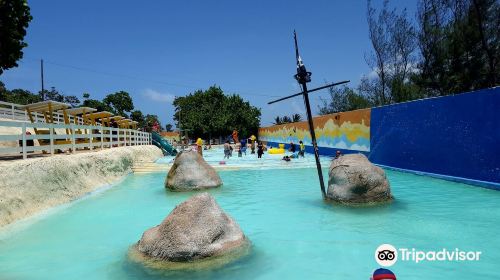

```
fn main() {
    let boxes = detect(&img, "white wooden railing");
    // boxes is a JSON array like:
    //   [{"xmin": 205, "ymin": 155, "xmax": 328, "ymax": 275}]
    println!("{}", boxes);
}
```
[
  {"xmin": 0, "ymin": 101, "xmax": 87, "ymax": 125},
  {"xmin": 0, "ymin": 120, "xmax": 152, "ymax": 159}
]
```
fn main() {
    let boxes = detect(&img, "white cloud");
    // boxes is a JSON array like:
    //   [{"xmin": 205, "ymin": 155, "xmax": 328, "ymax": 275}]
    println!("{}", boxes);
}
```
[{"xmin": 142, "ymin": 89, "xmax": 175, "ymax": 103}]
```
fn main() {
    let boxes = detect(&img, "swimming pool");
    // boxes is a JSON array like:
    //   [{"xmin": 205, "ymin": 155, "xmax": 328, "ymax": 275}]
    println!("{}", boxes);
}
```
[{"xmin": 1, "ymin": 151, "xmax": 499, "ymax": 279}]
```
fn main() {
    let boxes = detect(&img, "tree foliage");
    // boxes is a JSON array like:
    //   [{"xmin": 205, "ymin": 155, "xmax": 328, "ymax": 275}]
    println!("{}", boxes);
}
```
[
  {"xmin": 0, "ymin": 0, "xmax": 32, "ymax": 74},
  {"xmin": 415, "ymin": 0, "xmax": 500, "ymax": 95},
  {"xmin": 130, "ymin": 110, "xmax": 145, "ymax": 128},
  {"xmin": 360, "ymin": 0, "xmax": 499, "ymax": 106},
  {"xmin": 0, "ymin": 81, "xmax": 40, "ymax": 104},
  {"xmin": 318, "ymin": 85, "xmax": 372, "ymax": 115},
  {"xmin": 273, "ymin": 114, "xmax": 303, "ymax": 124},
  {"xmin": 102, "ymin": 91, "xmax": 134, "ymax": 117},
  {"xmin": 145, "ymin": 114, "xmax": 161, "ymax": 131},
  {"xmin": 173, "ymin": 86, "xmax": 261, "ymax": 139},
  {"xmin": 165, "ymin": 123, "xmax": 173, "ymax": 132},
  {"xmin": 0, "ymin": 82, "xmax": 81, "ymax": 107}
]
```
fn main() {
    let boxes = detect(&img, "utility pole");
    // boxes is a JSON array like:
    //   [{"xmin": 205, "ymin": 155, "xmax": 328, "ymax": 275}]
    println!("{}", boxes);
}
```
[
  {"xmin": 40, "ymin": 59, "xmax": 45, "ymax": 100},
  {"xmin": 268, "ymin": 31, "xmax": 349, "ymax": 199}
]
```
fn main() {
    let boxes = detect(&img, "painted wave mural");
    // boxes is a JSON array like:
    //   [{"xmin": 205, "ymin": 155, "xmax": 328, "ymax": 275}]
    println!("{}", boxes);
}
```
[{"xmin": 258, "ymin": 109, "xmax": 371, "ymax": 152}]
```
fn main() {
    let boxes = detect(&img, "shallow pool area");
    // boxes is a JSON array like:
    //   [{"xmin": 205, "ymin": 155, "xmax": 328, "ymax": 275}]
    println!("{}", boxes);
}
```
[
  {"xmin": 1, "ymin": 152, "xmax": 499, "ymax": 279},
  {"xmin": 156, "ymin": 147, "xmax": 325, "ymax": 170}
]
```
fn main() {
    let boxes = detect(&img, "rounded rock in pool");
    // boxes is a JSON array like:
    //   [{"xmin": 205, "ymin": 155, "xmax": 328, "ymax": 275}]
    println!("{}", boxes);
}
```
[
  {"xmin": 129, "ymin": 193, "xmax": 250, "ymax": 270},
  {"xmin": 326, "ymin": 153, "xmax": 393, "ymax": 204},
  {"xmin": 165, "ymin": 149, "xmax": 222, "ymax": 191}
]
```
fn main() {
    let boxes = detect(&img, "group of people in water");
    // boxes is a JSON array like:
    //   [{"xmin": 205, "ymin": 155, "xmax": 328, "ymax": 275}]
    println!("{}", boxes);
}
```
[
  {"xmin": 223, "ymin": 135, "xmax": 265, "ymax": 159},
  {"xmin": 191, "ymin": 129, "xmax": 344, "ymax": 161}
]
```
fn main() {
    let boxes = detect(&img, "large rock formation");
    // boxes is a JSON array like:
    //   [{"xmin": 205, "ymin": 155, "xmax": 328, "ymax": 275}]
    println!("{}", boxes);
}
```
[
  {"xmin": 132, "ymin": 193, "xmax": 249, "ymax": 268},
  {"xmin": 165, "ymin": 150, "xmax": 222, "ymax": 191},
  {"xmin": 326, "ymin": 153, "xmax": 392, "ymax": 203}
]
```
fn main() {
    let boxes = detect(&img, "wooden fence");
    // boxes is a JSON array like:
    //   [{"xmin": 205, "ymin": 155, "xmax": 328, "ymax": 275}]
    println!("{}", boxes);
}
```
[{"xmin": 0, "ymin": 120, "xmax": 152, "ymax": 159}]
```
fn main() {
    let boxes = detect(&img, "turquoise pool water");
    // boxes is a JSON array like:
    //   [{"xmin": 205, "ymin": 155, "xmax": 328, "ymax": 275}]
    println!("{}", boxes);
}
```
[{"xmin": 1, "ymin": 152, "xmax": 499, "ymax": 279}]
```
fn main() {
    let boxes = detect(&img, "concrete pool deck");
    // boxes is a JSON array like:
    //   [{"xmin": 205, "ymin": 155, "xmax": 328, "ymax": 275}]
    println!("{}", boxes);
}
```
[{"xmin": 0, "ymin": 145, "xmax": 163, "ymax": 227}]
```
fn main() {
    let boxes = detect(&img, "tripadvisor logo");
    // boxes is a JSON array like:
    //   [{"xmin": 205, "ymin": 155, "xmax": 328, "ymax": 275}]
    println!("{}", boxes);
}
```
[
  {"xmin": 375, "ymin": 244, "xmax": 482, "ymax": 266},
  {"xmin": 375, "ymin": 244, "xmax": 398, "ymax": 267}
]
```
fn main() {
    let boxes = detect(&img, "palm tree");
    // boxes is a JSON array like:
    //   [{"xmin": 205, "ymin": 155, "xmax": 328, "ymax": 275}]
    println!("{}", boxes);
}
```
[
  {"xmin": 273, "ymin": 116, "xmax": 282, "ymax": 125},
  {"xmin": 291, "ymin": 114, "xmax": 302, "ymax": 123},
  {"xmin": 281, "ymin": 116, "xmax": 292, "ymax": 124}
]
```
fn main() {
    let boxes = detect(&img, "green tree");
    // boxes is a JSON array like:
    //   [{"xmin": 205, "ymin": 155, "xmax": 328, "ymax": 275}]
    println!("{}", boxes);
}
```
[
  {"xmin": 0, "ymin": 0, "xmax": 32, "ymax": 74},
  {"xmin": 82, "ymin": 98, "xmax": 112, "ymax": 112},
  {"xmin": 0, "ymin": 81, "xmax": 7, "ymax": 100},
  {"xmin": 43, "ymin": 87, "xmax": 64, "ymax": 102},
  {"xmin": 130, "ymin": 110, "xmax": 145, "ymax": 128},
  {"xmin": 1, "ymin": 87, "xmax": 40, "ymax": 104},
  {"xmin": 319, "ymin": 85, "xmax": 372, "ymax": 115},
  {"xmin": 103, "ymin": 91, "xmax": 134, "ymax": 117},
  {"xmin": 281, "ymin": 116, "xmax": 292, "ymax": 124},
  {"xmin": 64, "ymin": 95, "xmax": 80, "ymax": 107},
  {"xmin": 273, "ymin": 116, "xmax": 282, "ymax": 125},
  {"xmin": 165, "ymin": 123, "xmax": 173, "ymax": 132},
  {"xmin": 415, "ymin": 0, "xmax": 500, "ymax": 94},
  {"xmin": 173, "ymin": 86, "xmax": 261, "ymax": 139},
  {"xmin": 145, "ymin": 114, "xmax": 161, "ymax": 131},
  {"xmin": 291, "ymin": 114, "xmax": 302, "ymax": 123}
]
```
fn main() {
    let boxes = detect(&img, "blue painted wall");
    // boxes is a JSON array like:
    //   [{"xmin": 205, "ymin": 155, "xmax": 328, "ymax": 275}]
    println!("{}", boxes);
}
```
[{"xmin": 369, "ymin": 87, "xmax": 500, "ymax": 184}]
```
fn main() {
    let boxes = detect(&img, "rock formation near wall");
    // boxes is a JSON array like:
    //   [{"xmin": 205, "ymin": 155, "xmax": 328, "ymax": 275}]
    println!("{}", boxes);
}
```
[
  {"xmin": 0, "ymin": 145, "xmax": 163, "ymax": 227},
  {"xmin": 132, "ymin": 193, "xmax": 249, "ymax": 267},
  {"xmin": 326, "ymin": 153, "xmax": 392, "ymax": 203},
  {"xmin": 165, "ymin": 150, "xmax": 222, "ymax": 191}
]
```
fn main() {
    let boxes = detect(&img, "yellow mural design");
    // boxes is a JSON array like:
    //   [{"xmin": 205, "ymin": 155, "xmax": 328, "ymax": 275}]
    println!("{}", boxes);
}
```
[{"xmin": 258, "ymin": 109, "xmax": 371, "ymax": 152}]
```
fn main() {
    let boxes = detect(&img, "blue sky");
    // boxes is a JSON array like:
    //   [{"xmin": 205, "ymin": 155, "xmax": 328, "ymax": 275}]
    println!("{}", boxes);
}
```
[{"xmin": 1, "ymin": 0, "xmax": 417, "ymax": 127}]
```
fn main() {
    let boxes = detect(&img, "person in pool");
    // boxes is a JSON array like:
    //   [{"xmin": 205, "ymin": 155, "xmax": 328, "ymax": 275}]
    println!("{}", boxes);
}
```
[
  {"xmin": 257, "ymin": 141, "xmax": 264, "ymax": 158},
  {"xmin": 223, "ymin": 141, "xmax": 231, "ymax": 159},
  {"xmin": 298, "ymin": 140, "xmax": 305, "ymax": 157},
  {"xmin": 335, "ymin": 150, "xmax": 342, "ymax": 159},
  {"xmin": 240, "ymin": 139, "xmax": 247, "ymax": 155},
  {"xmin": 196, "ymin": 137, "xmax": 203, "ymax": 156},
  {"xmin": 289, "ymin": 141, "xmax": 296, "ymax": 153},
  {"xmin": 282, "ymin": 155, "xmax": 291, "ymax": 162}
]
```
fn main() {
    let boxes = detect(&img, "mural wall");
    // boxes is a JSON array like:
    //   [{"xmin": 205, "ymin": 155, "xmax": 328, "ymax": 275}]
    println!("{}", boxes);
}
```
[
  {"xmin": 258, "ymin": 87, "xmax": 499, "ymax": 187},
  {"xmin": 258, "ymin": 109, "xmax": 371, "ymax": 152}
]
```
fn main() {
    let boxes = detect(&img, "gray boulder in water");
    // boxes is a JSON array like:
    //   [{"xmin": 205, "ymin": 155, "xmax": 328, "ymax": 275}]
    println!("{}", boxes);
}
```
[
  {"xmin": 165, "ymin": 150, "xmax": 222, "ymax": 191},
  {"xmin": 326, "ymin": 154, "xmax": 392, "ymax": 203},
  {"xmin": 132, "ymin": 193, "xmax": 249, "ymax": 266}
]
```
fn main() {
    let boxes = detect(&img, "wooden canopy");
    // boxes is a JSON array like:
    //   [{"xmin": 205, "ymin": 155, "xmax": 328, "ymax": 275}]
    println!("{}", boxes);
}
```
[
  {"xmin": 22, "ymin": 101, "xmax": 71, "ymax": 125},
  {"xmin": 81, "ymin": 111, "xmax": 114, "ymax": 126}
]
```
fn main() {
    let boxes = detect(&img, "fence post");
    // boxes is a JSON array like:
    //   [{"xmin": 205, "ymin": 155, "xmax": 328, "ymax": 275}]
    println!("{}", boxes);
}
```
[
  {"xmin": 71, "ymin": 124, "xmax": 76, "ymax": 154},
  {"xmin": 50, "ymin": 124, "xmax": 54, "ymax": 156},
  {"xmin": 118, "ymin": 128, "xmax": 121, "ymax": 146},
  {"xmin": 22, "ymin": 123, "xmax": 27, "ymax": 159},
  {"xmin": 89, "ymin": 126, "xmax": 93, "ymax": 150},
  {"xmin": 101, "ymin": 127, "xmax": 104, "ymax": 150},
  {"xmin": 11, "ymin": 105, "xmax": 15, "ymax": 120}
]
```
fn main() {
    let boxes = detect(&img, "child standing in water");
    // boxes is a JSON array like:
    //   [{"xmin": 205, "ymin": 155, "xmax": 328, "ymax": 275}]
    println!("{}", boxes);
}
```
[
  {"xmin": 299, "ymin": 140, "xmax": 305, "ymax": 157},
  {"xmin": 257, "ymin": 141, "xmax": 264, "ymax": 158},
  {"xmin": 224, "ymin": 141, "xmax": 231, "ymax": 159}
]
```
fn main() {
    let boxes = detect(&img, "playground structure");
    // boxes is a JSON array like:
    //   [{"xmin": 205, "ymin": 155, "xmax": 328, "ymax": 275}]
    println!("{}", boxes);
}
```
[{"xmin": 152, "ymin": 131, "xmax": 177, "ymax": 156}]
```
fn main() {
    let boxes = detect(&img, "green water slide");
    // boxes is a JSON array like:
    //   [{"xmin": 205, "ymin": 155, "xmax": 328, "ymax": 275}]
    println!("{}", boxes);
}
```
[{"xmin": 152, "ymin": 132, "xmax": 177, "ymax": 156}]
